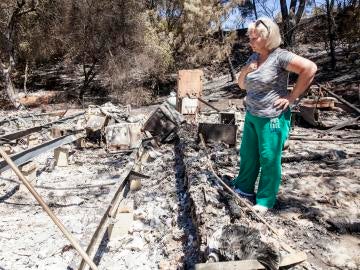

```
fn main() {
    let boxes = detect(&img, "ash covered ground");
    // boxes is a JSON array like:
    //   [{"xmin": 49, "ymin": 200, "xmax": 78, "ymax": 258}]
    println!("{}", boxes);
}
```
[{"xmin": 0, "ymin": 87, "xmax": 359, "ymax": 270}]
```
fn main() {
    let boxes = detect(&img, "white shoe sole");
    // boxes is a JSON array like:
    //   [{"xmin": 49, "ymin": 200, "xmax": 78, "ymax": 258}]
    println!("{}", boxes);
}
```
[
  {"xmin": 234, "ymin": 188, "xmax": 254, "ymax": 197},
  {"xmin": 253, "ymin": 204, "xmax": 268, "ymax": 213}
]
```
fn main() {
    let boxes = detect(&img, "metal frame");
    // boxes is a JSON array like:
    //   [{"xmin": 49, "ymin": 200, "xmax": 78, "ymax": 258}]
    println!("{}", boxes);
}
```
[{"xmin": 0, "ymin": 132, "xmax": 84, "ymax": 173}]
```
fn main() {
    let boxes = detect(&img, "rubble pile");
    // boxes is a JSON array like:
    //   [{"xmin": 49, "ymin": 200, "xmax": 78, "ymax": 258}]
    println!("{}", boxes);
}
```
[
  {"xmin": 0, "ymin": 111, "xmax": 64, "ymax": 135},
  {"xmin": 98, "ymin": 144, "xmax": 193, "ymax": 269},
  {"xmin": 178, "ymin": 124, "xmax": 231, "ymax": 258},
  {"xmin": 183, "ymin": 117, "xmax": 360, "ymax": 269},
  {"xmin": 0, "ymin": 148, "xmax": 133, "ymax": 269},
  {"xmin": 0, "ymin": 82, "xmax": 359, "ymax": 270}
]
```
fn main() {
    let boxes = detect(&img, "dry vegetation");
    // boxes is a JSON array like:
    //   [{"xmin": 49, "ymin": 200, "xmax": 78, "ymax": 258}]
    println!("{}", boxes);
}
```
[{"xmin": 0, "ymin": 1, "xmax": 359, "ymax": 108}]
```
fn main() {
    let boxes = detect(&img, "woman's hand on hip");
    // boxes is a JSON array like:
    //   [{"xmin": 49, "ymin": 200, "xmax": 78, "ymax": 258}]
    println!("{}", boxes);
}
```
[{"xmin": 274, "ymin": 96, "xmax": 295, "ymax": 110}]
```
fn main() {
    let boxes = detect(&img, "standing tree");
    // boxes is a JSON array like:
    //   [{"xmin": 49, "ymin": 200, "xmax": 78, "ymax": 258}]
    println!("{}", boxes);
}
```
[
  {"xmin": 0, "ymin": 0, "xmax": 38, "ymax": 108},
  {"xmin": 325, "ymin": 0, "xmax": 336, "ymax": 69},
  {"xmin": 279, "ymin": 0, "xmax": 307, "ymax": 47},
  {"xmin": 146, "ymin": 1, "xmax": 247, "ymax": 69},
  {"xmin": 60, "ymin": 0, "xmax": 147, "ymax": 102},
  {"xmin": 255, "ymin": 0, "xmax": 280, "ymax": 19}
]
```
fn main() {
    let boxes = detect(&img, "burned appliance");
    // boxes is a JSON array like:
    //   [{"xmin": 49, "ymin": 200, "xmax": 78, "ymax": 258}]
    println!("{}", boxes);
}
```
[
  {"xmin": 198, "ymin": 112, "xmax": 237, "ymax": 146},
  {"xmin": 142, "ymin": 103, "xmax": 185, "ymax": 144}
]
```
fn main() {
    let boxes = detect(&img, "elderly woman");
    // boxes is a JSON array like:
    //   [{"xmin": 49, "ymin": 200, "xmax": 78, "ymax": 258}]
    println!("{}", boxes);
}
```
[{"xmin": 232, "ymin": 17, "xmax": 317, "ymax": 213}]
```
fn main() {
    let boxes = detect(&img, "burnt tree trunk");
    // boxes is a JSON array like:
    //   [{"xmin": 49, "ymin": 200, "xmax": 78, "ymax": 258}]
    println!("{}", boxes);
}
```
[
  {"xmin": 253, "ymin": 0, "xmax": 258, "ymax": 20},
  {"xmin": 219, "ymin": 29, "xmax": 236, "ymax": 82},
  {"xmin": 1, "ymin": 1, "xmax": 37, "ymax": 108},
  {"xmin": 1, "ymin": 64, "xmax": 21, "ymax": 108},
  {"xmin": 23, "ymin": 61, "xmax": 29, "ymax": 94},
  {"xmin": 279, "ymin": 0, "xmax": 306, "ymax": 47},
  {"xmin": 227, "ymin": 56, "xmax": 236, "ymax": 82},
  {"xmin": 79, "ymin": 60, "xmax": 97, "ymax": 102},
  {"xmin": 325, "ymin": 0, "xmax": 337, "ymax": 69}
]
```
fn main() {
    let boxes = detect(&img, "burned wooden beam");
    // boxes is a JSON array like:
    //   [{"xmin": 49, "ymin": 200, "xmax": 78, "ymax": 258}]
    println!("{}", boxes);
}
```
[
  {"xmin": 281, "ymin": 153, "xmax": 324, "ymax": 163},
  {"xmin": 0, "ymin": 111, "xmax": 66, "ymax": 126},
  {"xmin": 324, "ymin": 116, "xmax": 360, "ymax": 132},
  {"xmin": 289, "ymin": 135, "xmax": 360, "ymax": 141},
  {"xmin": 320, "ymin": 85, "xmax": 360, "ymax": 115},
  {"xmin": 196, "ymin": 96, "xmax": 221, "ymax": 112},
  {"xmin": 0, "ymin": 112, "xmax": 84, "ymax": 142},
  {"xmin": 0, "ymin": 131, "xmax": 84, "ymax": 173},
  {"xmin": 74, "ymin": 147, "xmax": 145, "ymax": 270},
  {"xmin": 195, "ymin": 251, "xmax": 307, "ymax": 270},
  {"xmin": 299, "ymin": 97, "xmax": 336, "ymax": 109},
  {"xmin": 0, "ymin": 126, "xmax": 43, "ymax": 143}
]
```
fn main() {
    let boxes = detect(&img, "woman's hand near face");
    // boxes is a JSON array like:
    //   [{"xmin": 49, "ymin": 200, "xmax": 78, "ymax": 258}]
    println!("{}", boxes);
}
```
[
  {"xmin": 243, "ymin": 61, "xmax": 258, "ymax": 75},
  {"xmin": 238, "ymin": 60, "xmax": 258, "ymax": 90}
]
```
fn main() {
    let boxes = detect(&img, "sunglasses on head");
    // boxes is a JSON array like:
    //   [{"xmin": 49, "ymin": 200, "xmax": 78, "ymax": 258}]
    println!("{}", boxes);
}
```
[{"xmin": 255, "ymin": 19, "xmax": 270, "ymax": 36}]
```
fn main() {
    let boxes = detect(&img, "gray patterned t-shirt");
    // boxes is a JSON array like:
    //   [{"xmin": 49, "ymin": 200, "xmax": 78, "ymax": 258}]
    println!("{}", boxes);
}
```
[{"xmin": 244, "ymin": 48, "xmax": 295, "ymax": 118}]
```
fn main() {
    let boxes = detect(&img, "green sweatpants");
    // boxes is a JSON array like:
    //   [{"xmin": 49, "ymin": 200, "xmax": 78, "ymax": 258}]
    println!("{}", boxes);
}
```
[{"xmin": 232, "ymin": 109, "xmax": 291, "ymax": 208}]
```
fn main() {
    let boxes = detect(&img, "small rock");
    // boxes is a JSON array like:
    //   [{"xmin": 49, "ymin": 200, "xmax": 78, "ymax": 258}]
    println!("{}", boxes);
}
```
[
  {"xmin": 172, "ymin": 228, "xmax": 185, "ymax": 241},
  {"xmin": 159, "ymin": 260, "xmax": 171, "ymax": 270},
  {"xmin": 130, "ymin": 179, "xmax": 141, "ymax": 191},
  {"xmin": 125, "ymin": 235, "xmax": 146, "ymax": 251}
]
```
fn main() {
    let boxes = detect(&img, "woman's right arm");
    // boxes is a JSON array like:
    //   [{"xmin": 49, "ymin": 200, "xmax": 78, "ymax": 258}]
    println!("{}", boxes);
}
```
[{"xmin": 238, "ymin": 62, "xmax": 257, "ymax": 90}]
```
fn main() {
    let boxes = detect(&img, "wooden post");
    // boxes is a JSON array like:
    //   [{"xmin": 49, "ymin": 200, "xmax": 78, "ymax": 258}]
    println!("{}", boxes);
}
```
[{"xmin": 320, "ymin": 84, "xmax": 360, "ymax": 115}]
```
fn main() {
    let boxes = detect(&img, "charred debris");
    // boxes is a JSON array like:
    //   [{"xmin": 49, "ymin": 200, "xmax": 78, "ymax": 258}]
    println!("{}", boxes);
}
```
[{"xmin": 0, "ymin": 70, "xmax": 359, "ymax": 270}]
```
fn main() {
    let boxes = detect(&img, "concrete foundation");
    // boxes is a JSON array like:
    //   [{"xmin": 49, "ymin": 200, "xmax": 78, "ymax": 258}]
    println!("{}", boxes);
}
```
[{"xmin": 54, "ymin": 147, "xmax": 69, "ymax": 167}]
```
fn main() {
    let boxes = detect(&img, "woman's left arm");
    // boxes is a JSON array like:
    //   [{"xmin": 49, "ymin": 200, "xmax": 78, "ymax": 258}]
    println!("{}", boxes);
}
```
[{"xmin": 274, "ymin": 55, "xmax": 317, "ymax": 110}]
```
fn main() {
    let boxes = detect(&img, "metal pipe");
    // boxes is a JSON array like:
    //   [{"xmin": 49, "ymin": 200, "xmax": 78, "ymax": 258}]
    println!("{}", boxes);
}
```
[{"xmin": 186, "ymin": 93, "xmax": 221, "ymax": 112}]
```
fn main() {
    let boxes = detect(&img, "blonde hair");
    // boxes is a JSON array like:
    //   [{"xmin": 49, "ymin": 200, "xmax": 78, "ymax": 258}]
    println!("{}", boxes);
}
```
[{"xmin": 248, "ymin": 17, "xmax": 282, "ymax": 50}]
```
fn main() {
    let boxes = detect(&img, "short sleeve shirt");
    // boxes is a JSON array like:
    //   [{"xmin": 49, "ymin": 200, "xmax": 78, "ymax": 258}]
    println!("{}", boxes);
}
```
[{"xmin": 244, "ymin": 48, "xmax": 295, "ymax": 118}]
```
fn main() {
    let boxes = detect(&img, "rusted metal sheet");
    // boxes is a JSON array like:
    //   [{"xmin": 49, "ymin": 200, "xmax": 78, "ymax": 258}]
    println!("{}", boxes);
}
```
[
  {"xmin": 198, "ymin": 123, "xmax": 237, "ymax": 146},
  {"xmin": 300, "ymin": 97, "xmax": 336, "ymax": 108}
]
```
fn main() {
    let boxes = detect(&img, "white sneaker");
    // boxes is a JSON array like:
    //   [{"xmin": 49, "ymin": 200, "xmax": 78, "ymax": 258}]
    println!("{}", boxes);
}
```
[{"xmin": 253, "ymin": 204, "xmax": 268, "ymax": 214}]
